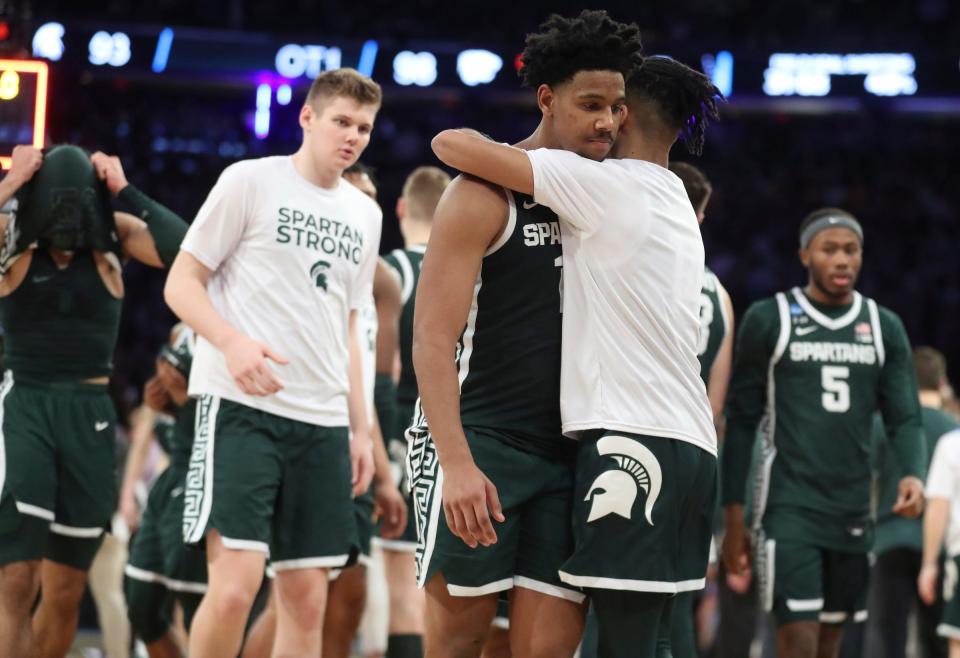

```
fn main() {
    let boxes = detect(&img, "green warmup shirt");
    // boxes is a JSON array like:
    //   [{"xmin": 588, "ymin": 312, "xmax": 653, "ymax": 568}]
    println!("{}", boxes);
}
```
[
  {"xmin": 382, "ymin": 245, "xmax": 425, "ymax": 408},
  {"xmin": 0, "ymin": 249, "xmax": 121, "ymax": 381},
  {"xmin": 873, "ymin": 405, "xmax": 957, "ymax": 555},
  {"xmin": 722, "ymin": 287, "xmax": 925, "ymax": 552},
  {"xmin": 413, "ymin": 190, "xmax": 565, "ymax": 458},
  {"xmin": 697, "ymin": 266, "xmax": 731, "ymax": 385}
]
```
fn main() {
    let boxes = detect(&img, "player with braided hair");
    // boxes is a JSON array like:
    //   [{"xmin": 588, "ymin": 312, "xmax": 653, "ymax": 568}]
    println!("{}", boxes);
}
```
[
  {"xmin": 431, "ymin": 53, "xmax": 723, "ymax": 658},
  {"xmin": 409, "ymin": 9, "xmax": 641, "ymax": 658}
]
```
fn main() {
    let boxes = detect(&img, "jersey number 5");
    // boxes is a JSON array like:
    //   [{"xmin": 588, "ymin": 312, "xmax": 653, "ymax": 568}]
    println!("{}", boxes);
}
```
[{"xmin": 821, "ymin": 366, "xmax": 850, "ymax": 413}]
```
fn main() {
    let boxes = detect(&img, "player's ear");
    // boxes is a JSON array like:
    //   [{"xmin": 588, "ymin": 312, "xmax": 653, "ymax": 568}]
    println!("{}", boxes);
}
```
[
  {"xmin": 299, "ymin": 104, "xmax": 315, "ymax": 131},
  {"xmin": 537, "ymin": 84, "xmax": 555, "ymax": 116},
  {"xmin": 798, "ymin": 248, "xmax": 811, "ymax": 267},
  {"xmin": 396, "ymin": 196, "xmax": 407, "ymax": 221}
]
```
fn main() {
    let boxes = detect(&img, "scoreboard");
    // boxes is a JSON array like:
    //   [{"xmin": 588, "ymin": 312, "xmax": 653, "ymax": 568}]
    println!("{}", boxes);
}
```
[{"xmin": 0, "ymin": 59, "xmax": 47, "ymax": 169}]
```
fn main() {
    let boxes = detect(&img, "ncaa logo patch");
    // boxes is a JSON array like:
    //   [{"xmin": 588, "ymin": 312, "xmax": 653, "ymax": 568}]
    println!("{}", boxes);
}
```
[{"xmin": 855, "ymin": 321, "xmax": 873, "ymax": 343}]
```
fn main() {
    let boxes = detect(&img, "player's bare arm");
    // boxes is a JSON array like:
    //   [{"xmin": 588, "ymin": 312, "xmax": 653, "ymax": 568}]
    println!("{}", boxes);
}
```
[
  {"xmin": 165, "ymin": 251, "xmax": 289, "ymax": 396},
  {"xmin": 93, "ymin": 151, "xmax": 187, "ymax": 268},
  {"xmin": 918, "ymin": 496, "xmax": 949, "ymax": 604},
  {"xmin": 348, "ymin": 308, "xmax": 376, "ymax": 496},
  {"xmin": 0, "ymin": 145, "xmax": 44, "ymax": 251},
  {"xmin": 412, "ymin": 176, "xmax": 508, "ymax": 549},
  {"xmin": 431, "ymin": 130, "xmax": 534, "ymax": 196}
]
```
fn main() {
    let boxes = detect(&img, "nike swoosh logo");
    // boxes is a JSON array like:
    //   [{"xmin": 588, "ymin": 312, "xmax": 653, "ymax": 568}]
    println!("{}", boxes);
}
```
[
  {"xmin": 795, "ymin": 325, "xmax": 818, "ymax": 336},
  {"xmin": 32, "ymin": 275, "xmax": 53, "ymax": 283},
  {"xmin": 171, "ymin": 487, "xmax": 184, "ymax": 498},
  {"xmin": 522, "ymin": 201, "xmax": 538, "ymax": 210},
  {"xmin": 95, "ymin": 421, "xmax": 110, "ymax": 432}
]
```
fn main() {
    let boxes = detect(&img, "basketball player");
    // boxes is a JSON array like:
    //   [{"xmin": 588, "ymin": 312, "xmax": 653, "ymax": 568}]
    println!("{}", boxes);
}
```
[
  {"xmin": 722, "ymin": 208, "xmax": 926, "ymax": 658},
  {"xmin": 431, "ymin": 53, "xmax": 722, "ymax": 658},
  {"xmin": 164, "ymin": 68, "xmax": 381, "ymax": 658},
  {"xmin": 379, "ymin": 165, "xmax": 450, "ymax": 658},
  {"xmin": 670, "ymin": 161, "xmax": 734, "ymax": 658},
  {"xmin": 870, "ymin": 347, "xmax": 956, "ymax": 658},
  {"xmin": 918, "ymin": 427, "xmax": 960, "ymax": 658},
  {"xmin": 410, "ymin": 10, "xmax": 641, "ymax": 658},
  {"xmin": 124, "ymin": 325, "xmax": 207, "ymax": 658},
  {"xmin": 0, "ymin": 144, "xmax": 188, "ymax": 658}
]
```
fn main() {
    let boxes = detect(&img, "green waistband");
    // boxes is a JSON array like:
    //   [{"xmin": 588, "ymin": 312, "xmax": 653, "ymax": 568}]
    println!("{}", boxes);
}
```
[{"xmin": 9, "ymin": 374, "xmax": 109, "ymax": 394}]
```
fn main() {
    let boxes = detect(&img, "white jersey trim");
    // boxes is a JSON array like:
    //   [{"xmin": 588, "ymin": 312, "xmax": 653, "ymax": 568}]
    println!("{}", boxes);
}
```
[
  {"xmin": 558, "ymin": 572, "xmax": 705, "ymax": 594},
  {"xmin": 371, "ymin": 537, "xmax": 418, "ymax": 553},
  {"xmin": 0, "ymin": 372, "xmax": 13, "ymax": 503},
  {"xmin": 484, "ymin": 189, "xmax": 517, "ymax": 256},
  {"xmin": 446, "ymin": 577, "xmax": 513, "ymax": 597},
  {"xmin": 786, "ymin": 598, "xmax": 824, "ymax": 612},
  {"xmin": 220, "ymin": 536, "xmax": 270, "ymax": 554},
  {"xmin": 867, "ymin": 298, "xmax": 885, "ymax": 367},
  {"xmin": 416, "ymin": 464, "xmax": 445, "ymax": 588},
  {"xmin": 50, "ymin": 523, "xmax": 104, "ymax": 538},
  {"xmin": 938, "ymin": 624, "xmax": 960, "ymax": 640},
  {"xmin": 792, "ymin": 287, "xmax": 863, "ymax": 330},
  {"xmin": 271, "ymin": 555, "xmax": 352, "ymax": 571},
  {"xmin": 513, "ymin": 576, "xmax": 586, "ymax": 603},
  {"xmin": 16, "ymin": 501, "xmax": 55, "ymax": 521}
]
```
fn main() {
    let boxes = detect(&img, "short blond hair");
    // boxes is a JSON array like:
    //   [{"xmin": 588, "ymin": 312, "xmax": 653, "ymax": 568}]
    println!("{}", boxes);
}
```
[
  {"xmin": 402, "ymin": 166, "xmax": 451, "ymax": 221},
  {"xmin": 306, "ymin": 68, "xmax": 382, "ymax": 111}
]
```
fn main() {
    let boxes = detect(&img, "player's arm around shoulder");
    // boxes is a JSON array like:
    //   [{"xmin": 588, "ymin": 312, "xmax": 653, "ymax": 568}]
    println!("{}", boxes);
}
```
[
  {"xmin": 412, "ymin": 175, "xmax": 508, "ymax": 549},
  {"xmin": 431, "ymin": 129, "xmax": 534, "ymax": 195}
]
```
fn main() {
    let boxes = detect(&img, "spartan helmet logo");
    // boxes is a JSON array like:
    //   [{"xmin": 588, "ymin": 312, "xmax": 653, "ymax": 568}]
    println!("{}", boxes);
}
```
[
  {"xmin": 310, "ymin": 260, "xmax": 331, "ymax": 291},
  {"xmin": 585, "ymin": 436, "xmax": 663, "ymax": 525}
]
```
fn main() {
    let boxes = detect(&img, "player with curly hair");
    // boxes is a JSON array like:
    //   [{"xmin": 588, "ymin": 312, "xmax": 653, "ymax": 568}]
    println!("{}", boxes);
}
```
[
  {"xmin": 431, "ymin": 54, "xmax": 723, "ymax": 657},
  {"xmin": 408, "ymin": 10, "xmax": 641, "ymax": 658}
]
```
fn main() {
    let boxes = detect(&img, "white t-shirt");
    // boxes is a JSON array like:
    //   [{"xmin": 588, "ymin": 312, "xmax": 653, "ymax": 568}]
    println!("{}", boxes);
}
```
[
  {"xmin": 926, "ymin": 430, "xmax": 960, "ymax": 557},
  {"xmin": 356, "ymin": 296, "xmax": 378, "ymax": 424},
  {"xmin": 527, "ymin": 149, "xmax": 717, "ymax": 456},
  {"xmin": 182, "ymin": 156, "xmax": 382, "ymax": 426}
]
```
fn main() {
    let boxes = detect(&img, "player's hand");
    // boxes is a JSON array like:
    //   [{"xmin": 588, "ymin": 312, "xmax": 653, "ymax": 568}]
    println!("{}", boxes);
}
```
[
  {"xmin": 374, "ymin": 480, "xmax": 408, "ymax": 540},
  {"xmin": 90, "ymin": 151, "xmax": 129, "ymax": 196},
  {"xmin": 6, "ymin": 145, "xmax": 43, "ymax": 187},
  {"xmin": 893, "ymin": 476, "xmax": 925, "ymax": 518},
  {"xmin": 722, "ymin": 507, "xmax": 752, "ymax": 578},
  {"xmin": 441, "ymin": 458, "xmax": 505, "ymax": 549},
  {"xmin": 156, "ymin": 359, "xmax": 188, "ymax": 407},
  {"xmin": 221, "ymin": 333, "xmax": 288, "ymax": 396},
  {"xmin": 918, "ymin": 562, "xmax": 939, "ymax": 605},
  {"xmin": 350, "ymin": 433, "xmax": 375, "ymax": 497},
  {"xmin": 143, "ymin": 375, "xmax": 170, "ymax": 412}
]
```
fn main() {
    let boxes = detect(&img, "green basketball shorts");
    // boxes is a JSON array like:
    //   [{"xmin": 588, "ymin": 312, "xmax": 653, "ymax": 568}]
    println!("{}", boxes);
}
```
[
  {"xmin": 407, "ymin": 425, "xmax": 583, "ymax": 602},
  {"xmin": 126, "ymin": 465, "xmax": 207, "ymax": 595},
  {"xmin": 937, "ymin": 555, "xmax": 960, "ymax": 641},
  {"xmin": 0, "ymin": 373, "xmax": 116, "ymax": 570},
  {"xmin": 559, "ymin": 431, "xmax": 717, "ymax": 594},
  {"xmin": 182, "ymin": 396, "xmax": 358, "ymax": 571},
  {"xmin": 755, "ymin": 528, "xmax": 869, "ymax": 626}
]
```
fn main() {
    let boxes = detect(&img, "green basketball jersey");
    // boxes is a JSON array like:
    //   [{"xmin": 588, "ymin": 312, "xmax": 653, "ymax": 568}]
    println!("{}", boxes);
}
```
[
  {"xmin": 697, "ymin": 267, "xmax": 730, "ymax": 385},
  {"xmin": 723, "ymin": 287, "xmax": 924, "ymax": 551},
  {"xmin": 382, "ymin": 246, "xmax": 425, "ymax": 406},
  {"xmin": 873, "ymin": 405, "xmax": 957, "ymax": 555},
  {"xmin": 414, "ymin": 190, "xmax": 564, "ymax": 458},
  {"xmin": 0, "ymin": 250, "xmax": 122, "ymax": 381}
]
